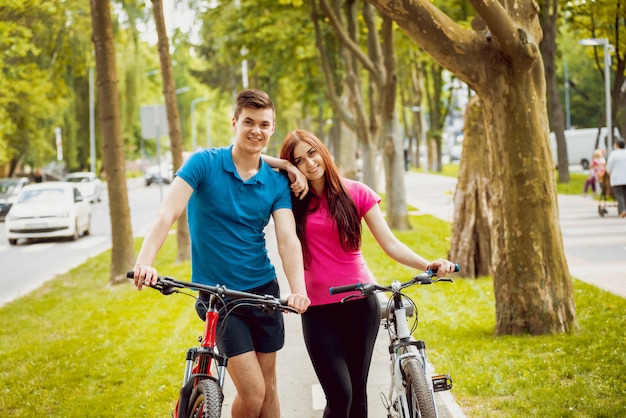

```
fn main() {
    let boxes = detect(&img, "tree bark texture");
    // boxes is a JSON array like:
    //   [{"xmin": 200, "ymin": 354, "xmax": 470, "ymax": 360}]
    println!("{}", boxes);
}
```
[
  {"xmin": 369, "ymin": 0, "xmax": 578, "ymax": 335},
  {"xmin": 152, "ymin": 0, "xmax": 190, "ymax": 262},
  {"xmin": 449, "ymin": 96, "xmax": 492, "ymax": 278},
  {"xmin": 89, "ymin": 0, "xmax": 136, "ymax": 284}
]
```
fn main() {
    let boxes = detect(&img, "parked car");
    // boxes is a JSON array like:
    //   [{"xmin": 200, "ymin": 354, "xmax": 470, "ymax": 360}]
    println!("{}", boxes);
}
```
[
  {"xmin": 63, "ymin": 172, "xmax": 103, "ymax": 203},
  {"xmin": 5, "ymin": 182, "xmax": 91, "ymax": 245},
  {"xmin": 0, "ymin": 177, "xmax": 31, "ymax": 221},
  {"xmin": 144, "ymin": 164, "xmax": 173, "ymax": 186}
]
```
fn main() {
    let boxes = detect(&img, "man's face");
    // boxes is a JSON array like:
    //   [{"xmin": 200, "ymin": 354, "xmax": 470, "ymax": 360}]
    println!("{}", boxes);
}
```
[{"xmin": 232, "ymin": 107, "xmax": 275, "ymax": 154}]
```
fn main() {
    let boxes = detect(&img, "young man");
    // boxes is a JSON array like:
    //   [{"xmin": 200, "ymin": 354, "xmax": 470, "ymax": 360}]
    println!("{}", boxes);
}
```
[{"xmin": 132, "ymin": 89, "xmax": 310, "ymax": 417}]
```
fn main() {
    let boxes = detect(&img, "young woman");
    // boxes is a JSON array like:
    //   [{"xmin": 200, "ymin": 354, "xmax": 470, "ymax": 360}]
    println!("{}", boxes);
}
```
[{"xmin": 279, "ymin": 129, "xmax": 456, "ymax": 418}]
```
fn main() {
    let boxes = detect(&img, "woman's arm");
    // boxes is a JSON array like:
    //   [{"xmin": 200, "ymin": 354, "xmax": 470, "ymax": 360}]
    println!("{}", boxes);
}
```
[
  {"xmin": 363, "ymin": 204, "xmax": 456, "ymax": 276},
  {"xmin": 261, "ymin": 154, "xmax": 309, "ymax": 199}
]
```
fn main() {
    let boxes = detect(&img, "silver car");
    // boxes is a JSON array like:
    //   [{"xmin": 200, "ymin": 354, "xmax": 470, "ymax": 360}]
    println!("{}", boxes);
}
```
[{"xmin": 5, "ymin": 182, "xmax": 91, "ymax": 245}]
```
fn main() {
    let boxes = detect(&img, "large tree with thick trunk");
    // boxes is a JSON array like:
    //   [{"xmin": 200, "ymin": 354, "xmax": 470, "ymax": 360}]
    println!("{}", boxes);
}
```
[
  {"xmin": 369, "ymin": 0, "xmax": 578, "ymax": 335},
  {"xmin": 89, "ymin": 0, "xmax": 135, "ymax": 284}
]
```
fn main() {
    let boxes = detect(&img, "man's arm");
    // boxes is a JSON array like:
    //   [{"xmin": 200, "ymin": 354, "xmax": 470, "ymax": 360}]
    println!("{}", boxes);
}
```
[
  {"xmin": 272, "ymin": 208, "xmax": 310, "ymax": 313},
  {"xmin": 133, "ymin": 176, "xmax": 194, "ymax": 290}
]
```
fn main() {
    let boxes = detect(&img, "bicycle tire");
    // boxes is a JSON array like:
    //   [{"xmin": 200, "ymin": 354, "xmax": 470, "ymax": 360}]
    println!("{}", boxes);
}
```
[
  {"xmin": 188, "ymin": 379, "xmax": 223, "ymax": 418},
  {"xmin": 402, "ymin": 358, "xmax": 436, "ymax": 418}
]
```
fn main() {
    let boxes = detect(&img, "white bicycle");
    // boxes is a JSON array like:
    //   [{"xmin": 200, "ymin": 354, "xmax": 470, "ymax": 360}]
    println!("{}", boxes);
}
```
[{"xmin": 330, "ymin": 265, "xmax": 459, "ymax": 418}]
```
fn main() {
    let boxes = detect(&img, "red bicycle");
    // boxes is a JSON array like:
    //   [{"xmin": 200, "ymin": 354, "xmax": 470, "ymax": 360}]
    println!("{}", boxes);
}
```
[{"xmin": 127, "ymin": 272, "xmax": 297, "ymax": 418}]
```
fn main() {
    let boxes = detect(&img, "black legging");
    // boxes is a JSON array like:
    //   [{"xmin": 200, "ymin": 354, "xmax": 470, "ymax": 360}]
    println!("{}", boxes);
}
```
[{"xmin": 302, "ymin": 296, "xmax": 380, "ymax": 418}]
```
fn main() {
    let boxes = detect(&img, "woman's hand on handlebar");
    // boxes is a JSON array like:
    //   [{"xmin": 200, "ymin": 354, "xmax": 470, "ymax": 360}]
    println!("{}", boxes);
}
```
[
  {"xmin": 286, "ymin": 292, "xmax": 311, "ymax": 314},
  {"xmin": 426, "ymin": 259, "xmax": 458, "ymax": 277},
  {"xmin": 132, "ymin": 264, "xmax": 159, "ymax": 291}
]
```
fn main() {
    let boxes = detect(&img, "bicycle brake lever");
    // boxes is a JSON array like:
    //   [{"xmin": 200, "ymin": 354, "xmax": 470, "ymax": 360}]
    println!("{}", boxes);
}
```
[{"xmin": 340, "ymin": 294, "xmax": 359, "ymax": 303}]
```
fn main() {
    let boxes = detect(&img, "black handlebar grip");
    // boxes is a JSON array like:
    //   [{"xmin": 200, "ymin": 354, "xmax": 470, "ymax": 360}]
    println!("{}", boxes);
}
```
[
  {"xmin": 329, "ymin": 283, "xmax": 363, "ymax": 295},
  {"xmin": 127, "ymin": 271, "xmax": 135, "ymax": 279}
]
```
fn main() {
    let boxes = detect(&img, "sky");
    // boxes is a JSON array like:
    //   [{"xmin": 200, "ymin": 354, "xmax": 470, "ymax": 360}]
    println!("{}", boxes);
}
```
[{"xmin": 137, "ymin": 1, "xmax": 199, "ymax": 45}]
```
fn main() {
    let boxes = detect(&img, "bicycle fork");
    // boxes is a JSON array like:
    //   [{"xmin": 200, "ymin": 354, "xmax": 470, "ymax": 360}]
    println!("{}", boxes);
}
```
[{"xmin": 389, "ymin": 305, "xmax": 452, "ymax": 417}]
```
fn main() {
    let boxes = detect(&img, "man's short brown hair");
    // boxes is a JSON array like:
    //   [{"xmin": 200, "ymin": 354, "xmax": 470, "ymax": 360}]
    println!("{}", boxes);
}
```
[{"xmin": 234, "ymin": 89, "xmax": 275, "ymax": 121}]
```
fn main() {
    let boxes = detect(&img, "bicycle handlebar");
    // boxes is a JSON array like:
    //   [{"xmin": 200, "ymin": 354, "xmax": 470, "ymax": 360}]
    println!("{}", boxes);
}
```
[
  {"xmin": 127, "ymin": 271, "xmax": 298, "ymax": 314},
  {"xmin": 329, "ymin": 264, "xmax": 460, "ymax": 296}
]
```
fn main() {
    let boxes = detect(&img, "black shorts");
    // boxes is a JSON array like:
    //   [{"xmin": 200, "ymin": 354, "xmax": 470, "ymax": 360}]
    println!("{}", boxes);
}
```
[{"xmin": 195, "ymin": 279, "xmax": 285, "ymax": 357}]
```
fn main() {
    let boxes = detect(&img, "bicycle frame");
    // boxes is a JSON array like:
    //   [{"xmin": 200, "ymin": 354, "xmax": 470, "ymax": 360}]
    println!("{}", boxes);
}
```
[
  {"xmin": 383, "ymin": 285, "xmax": 439, "ymax": 418},
  {"xmin": 175, "ymin": 294, "xmax": 228, "ymax": 418},
  {"xmin": 329, "ymin": 266, "xmax": 458, "ymax": 418}
]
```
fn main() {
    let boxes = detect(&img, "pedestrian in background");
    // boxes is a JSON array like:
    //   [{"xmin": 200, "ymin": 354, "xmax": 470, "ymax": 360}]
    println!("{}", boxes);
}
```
[
  {"xmin": 583, "ymin": 149, "xmax": 606, "ymax": 197},
  {"xmin": 606, "ymin": 139, "xmax": 626, "ymax": 218},
  {"xmin": 279, "ymin": 129, "xmax": 456, "ymax": 418}
]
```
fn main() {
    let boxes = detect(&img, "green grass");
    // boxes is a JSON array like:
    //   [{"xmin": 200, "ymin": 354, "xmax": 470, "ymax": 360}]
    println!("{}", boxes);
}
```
[
  {"xmin": 555, "ymin": 172, "xmax": 587, "ymax": 195},
  {"xmin": 1, "ymin": 216, "xmax": 625, "ymax": 417}
]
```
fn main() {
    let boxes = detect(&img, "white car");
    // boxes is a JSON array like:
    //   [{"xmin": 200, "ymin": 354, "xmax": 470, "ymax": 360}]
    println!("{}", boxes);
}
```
[
  {"xmin": 63, "ymin": 172, "xmax": 103, "ymax": 203},
  {"xmin": 5, "ymin": 182, "xmax": 91, "ymax": 245}
]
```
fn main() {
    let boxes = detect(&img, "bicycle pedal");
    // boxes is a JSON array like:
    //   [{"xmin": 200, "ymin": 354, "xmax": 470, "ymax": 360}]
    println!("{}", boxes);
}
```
[{"xmin": 432, "ymin": 374, "xmax": 452, "ymax": 392}]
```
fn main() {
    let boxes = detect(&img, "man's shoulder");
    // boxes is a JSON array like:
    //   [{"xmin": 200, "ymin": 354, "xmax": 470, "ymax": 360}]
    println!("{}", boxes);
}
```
[{"xmin": 260, "ymin": 161, "xmax": 289, "ymax": 185}]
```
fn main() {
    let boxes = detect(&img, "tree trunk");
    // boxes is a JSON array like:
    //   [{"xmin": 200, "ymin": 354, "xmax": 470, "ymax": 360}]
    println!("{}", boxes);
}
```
[
  {"xmin": 369, "ymin": 0, "xmax": 578, "ymax": 335},
  {"xmin": 482, "ymin": 61, "xmax": 577, "ymax": 334},
  {"xmin": 380, "ymin": 16, "xmax": 410, "ymax": 230},
  {"xmin": 89, "ymin": 0, "xmax": 135, "ymax": 284},
  {"xmin": 152, "ymin": 0, "xmax": 190, "ymax": 262},
  {"xmin": 539, "ymin": 0, "xmax": 569, "ymax": 183},
  {"xmin": 449, "ymin": 96, "xmax": 492, "ymax": 278}
]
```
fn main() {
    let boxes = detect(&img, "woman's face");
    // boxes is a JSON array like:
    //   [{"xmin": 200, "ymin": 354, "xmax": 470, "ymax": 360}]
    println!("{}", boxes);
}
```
[{"xmin": 293, "ymin": 141, "xmax": 325, "ymax": 183}]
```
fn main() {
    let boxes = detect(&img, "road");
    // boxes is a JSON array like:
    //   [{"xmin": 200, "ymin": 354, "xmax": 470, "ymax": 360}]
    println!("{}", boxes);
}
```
[{"xmin": 0, "ymin": 178, "xmax": 163, "ymax": 306}]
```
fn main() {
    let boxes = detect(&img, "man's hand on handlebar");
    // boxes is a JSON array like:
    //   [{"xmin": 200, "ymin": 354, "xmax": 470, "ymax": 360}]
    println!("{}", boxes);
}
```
[
  {"xmin": 426, "ymin": 259, "xmax": 458, "ymax": 277},
  {"xmin": 286, "ymin": 293, "xmax": 311, "ymax": 314},
  {"xmin": 132, "ymin": 264, "xmax": 159, "ymax": 291}
]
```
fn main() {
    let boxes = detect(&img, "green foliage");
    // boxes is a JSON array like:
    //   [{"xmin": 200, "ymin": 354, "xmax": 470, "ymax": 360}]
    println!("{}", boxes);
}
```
[{"xmin": 194, "ymin": 0, "xmax": 330, "ymax": 142}]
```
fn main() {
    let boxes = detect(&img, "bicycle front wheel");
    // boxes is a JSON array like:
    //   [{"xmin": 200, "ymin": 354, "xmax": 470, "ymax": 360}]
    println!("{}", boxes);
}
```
[
  {"xmin": 402, "ymin": 358, "xmax": 436, "ymax": 418},
  {"xmin": 188, "ymin": 379, "xmax": 223, "ymax": 418}
]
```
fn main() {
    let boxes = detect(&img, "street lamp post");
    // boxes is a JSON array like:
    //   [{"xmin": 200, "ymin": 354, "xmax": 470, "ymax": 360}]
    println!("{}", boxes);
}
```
[
  {"xmin": 579, "ymin": 38, "xmax": 613, "ymax": 148},
  {"xmin": 191, "ymin": 97, "xmax": 209, "ymax": 151}
]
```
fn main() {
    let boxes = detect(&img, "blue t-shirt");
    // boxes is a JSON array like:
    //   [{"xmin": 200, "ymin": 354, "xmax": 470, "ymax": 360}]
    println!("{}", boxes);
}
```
[{"xmin": 176, "ymin": 145, "xmax": 292, "ymax": 290}]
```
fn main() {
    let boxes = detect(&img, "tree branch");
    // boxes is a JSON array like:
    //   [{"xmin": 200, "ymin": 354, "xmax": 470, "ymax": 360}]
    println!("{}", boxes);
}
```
[
  {"xmin": 319, "ymin": 0, "xmax": 381, "ymax": 79},
  {"xmin": 310, "ymin": 0, "xmax": 357, "ymax": 131}
]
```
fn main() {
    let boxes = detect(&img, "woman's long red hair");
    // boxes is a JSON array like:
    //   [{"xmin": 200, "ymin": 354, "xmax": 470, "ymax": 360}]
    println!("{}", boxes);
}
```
[{"xmin": 280, "ymin": 130, "xmax": 361, "ymax": 268}]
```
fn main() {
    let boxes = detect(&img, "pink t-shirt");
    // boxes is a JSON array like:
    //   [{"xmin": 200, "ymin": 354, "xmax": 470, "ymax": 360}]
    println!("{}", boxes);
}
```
[{"xmin": 304, "ymin": 178, "xmax": 381, "ymax": 306}]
